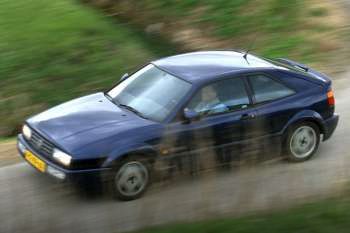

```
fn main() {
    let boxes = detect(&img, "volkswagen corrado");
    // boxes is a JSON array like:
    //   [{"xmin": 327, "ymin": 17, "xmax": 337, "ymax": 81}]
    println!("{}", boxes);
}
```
[{"xmin": 17, "ymin": 51, "xmax": 339, "ymax": 200}]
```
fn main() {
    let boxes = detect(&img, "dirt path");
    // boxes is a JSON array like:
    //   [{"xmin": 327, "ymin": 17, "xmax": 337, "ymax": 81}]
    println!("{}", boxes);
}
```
[{"xmin": 0, "ymin": 140, "xmax": 21, "ymax": 167}]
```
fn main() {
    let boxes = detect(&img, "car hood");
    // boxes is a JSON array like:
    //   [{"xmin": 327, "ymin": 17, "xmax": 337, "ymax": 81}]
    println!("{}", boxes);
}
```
[{"xmin": 27, "ymin": 92, "xmax": 152, "ymax": 151}]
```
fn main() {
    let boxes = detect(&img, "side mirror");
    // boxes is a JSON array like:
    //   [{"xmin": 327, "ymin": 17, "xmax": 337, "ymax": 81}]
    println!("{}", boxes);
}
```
[
  {"xmin": 183, "ymin": 108, "xmax": 199, "ymax": 123},
  {"xmin": 120, "ymin": 73, "xmax": 129, "ymax": 82}
]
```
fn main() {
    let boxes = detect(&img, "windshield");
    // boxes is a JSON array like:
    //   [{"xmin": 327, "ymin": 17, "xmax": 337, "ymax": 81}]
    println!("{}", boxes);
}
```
[{"xmin": 108, "ymin": 64, "xmax": 192, "ymax": 122}]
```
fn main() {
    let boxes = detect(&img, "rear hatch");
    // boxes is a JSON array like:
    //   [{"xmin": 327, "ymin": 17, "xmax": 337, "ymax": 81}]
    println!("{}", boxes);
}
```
[
  {"xmin": 273, "ymin": 58, "xmax": 332, "ymax": 86},
  {"xmin": 274, "ymin": 58, "xmax": 335, "ymax": 118}
]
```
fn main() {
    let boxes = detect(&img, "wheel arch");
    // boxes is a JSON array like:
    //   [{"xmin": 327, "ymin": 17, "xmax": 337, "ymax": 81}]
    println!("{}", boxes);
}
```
[
  {"xmin": 102, "ymin": 143, "xmax": 159, "ymax": 168},
  {"xmin": 282, "ymin": 110, "xmax": 325, "ymax": 137}
]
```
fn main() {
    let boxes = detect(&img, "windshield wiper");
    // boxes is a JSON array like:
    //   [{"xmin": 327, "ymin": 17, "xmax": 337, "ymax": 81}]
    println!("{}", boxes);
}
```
[
  {"xmin": 119, "ymin": 104, "xmax": 149, "ymax": 120},
  {"xmin": 105, "ymin": 93, "xmax": 149, "ymax": 120}
]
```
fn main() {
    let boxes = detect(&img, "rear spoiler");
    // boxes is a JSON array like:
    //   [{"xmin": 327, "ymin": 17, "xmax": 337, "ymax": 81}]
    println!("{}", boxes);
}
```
[
  {"xmin": 275, "ymin": 58, "xmax": 331, "ymax": 85},
  {"xmin": 275, "ymin": 58, "xmax": 309, "ymax": 72}
]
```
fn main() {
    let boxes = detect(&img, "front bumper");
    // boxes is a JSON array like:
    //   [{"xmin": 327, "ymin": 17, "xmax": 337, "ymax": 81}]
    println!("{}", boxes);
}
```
[
  {"xmin": 17, "ymin": 134, "xmax": 111, "ymax": 182},
  {"xmin": 323, "ymin": 113, "xmax": 339, "ymax": 141}
]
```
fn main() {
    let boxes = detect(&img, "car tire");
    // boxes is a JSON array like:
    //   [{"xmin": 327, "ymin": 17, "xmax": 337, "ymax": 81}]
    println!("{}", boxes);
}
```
[
  {"xmin": 284, "ymin": 121, "xmax": 320, "ymax": 162},
  {"xmin": 111, "ymin": 156, "xmax": 151, "ymax": 201}
]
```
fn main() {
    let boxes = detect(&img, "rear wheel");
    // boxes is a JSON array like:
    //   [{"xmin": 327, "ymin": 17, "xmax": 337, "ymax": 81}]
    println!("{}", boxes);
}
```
[
  {"xmin": 112, "ymin": 156, "xmax": 151, "ymax": 201},
  {"xmin": 284, "ymin": 122, "xmax": 320, "ymax": 162}
]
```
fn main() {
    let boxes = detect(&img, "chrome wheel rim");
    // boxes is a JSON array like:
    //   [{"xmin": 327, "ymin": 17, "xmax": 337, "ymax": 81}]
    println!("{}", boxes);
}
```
[
  {"xmin": 290, "ymin": 126, "xmax": 317, "ymax": 159},
  {"xmin": 115, "ymin": 161, "xmax": 148, "ymax": 197}
]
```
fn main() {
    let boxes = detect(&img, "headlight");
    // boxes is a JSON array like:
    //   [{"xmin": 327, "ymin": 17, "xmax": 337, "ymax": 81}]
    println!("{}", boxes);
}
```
[
  {"xmin": 22, "ymin": 124, "xmax": 32, "ymax": 140},
  {"xmin": 53, "ymin": 148, "xmax": 72, "ymax": 166}
]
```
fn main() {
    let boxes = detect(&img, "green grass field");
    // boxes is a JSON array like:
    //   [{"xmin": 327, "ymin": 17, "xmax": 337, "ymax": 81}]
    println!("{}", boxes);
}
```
[
  {"xmin": 128, "ymin": 0, "xmax": 335, "ymax": 61},
  {"xmin": 134, "ymin": 197, "xmax": 350, "ymax": 233},
  {"xmin": 0, "ymin": 0, "xmax": 174, "ymax": 136}
]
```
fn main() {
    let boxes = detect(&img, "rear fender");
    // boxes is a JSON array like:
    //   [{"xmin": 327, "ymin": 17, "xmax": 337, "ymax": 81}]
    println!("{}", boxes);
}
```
[{"xmin": 282, "ymin": 110, "xmax": 325, "ymax": 136}]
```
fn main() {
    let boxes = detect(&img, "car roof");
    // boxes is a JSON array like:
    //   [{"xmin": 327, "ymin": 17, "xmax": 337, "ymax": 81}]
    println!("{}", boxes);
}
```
[{"xmin": 152, "ymin": 51, "xmax": 282, "ymax": 83}]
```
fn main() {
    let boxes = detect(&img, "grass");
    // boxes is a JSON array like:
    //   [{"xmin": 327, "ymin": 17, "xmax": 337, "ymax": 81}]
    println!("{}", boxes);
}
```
[
  {"xmin": 133, "ymin": 0, "xmax": 335, "ymax": 62},
  {"xmin": 133, "ymin": 197, "xmax": 350, "ymax": 233},
  {"xmin": 309, "ymin": 7, "xmax": 329, "ymax": 17},
  {"xmin": 0, "ymin": 137, "xmax": 15, "ymax": 143},
  {"xmin": 0, "ymin": 0, "xmax": 174, "ymax": 136}
]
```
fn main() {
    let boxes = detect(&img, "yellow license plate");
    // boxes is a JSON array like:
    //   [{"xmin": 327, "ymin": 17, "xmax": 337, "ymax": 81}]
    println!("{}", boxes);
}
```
[{"xmin": 24, "ymin": 150, "xmax": 46, "ymax": 173}]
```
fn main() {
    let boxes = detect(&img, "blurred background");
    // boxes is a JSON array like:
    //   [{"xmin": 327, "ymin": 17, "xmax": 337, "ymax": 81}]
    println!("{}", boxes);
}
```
[
  {"xmin": 1, "ymin": 0, "xmax": 350, "ymax": 233},
  {"xmin": 0, "ymin": 0, "xmax": 348, "ymax": 137}
]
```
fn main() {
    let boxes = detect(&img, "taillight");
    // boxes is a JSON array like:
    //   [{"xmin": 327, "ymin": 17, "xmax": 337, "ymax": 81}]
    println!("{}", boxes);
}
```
[{"xmin": 327, "ymin": 89, "xmax": 335, "ymax": 106}]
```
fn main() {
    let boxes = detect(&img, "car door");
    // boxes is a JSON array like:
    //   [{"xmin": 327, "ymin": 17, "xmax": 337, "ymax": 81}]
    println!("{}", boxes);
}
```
[{"xmin": 161, "ymin": 76, "xmax": 259, "ymax": 165}]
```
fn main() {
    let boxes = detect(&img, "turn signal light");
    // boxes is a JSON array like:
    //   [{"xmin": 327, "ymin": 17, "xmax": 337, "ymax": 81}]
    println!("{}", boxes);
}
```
[{"xmin": 327, "ymin": 89, "xmax": 335, "ymax": 106}]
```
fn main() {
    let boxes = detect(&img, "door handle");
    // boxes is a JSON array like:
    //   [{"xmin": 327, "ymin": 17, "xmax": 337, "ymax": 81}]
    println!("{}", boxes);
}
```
[{"xmin": 240, "ymin": 113, "xmax": 256, "ymax": 120}]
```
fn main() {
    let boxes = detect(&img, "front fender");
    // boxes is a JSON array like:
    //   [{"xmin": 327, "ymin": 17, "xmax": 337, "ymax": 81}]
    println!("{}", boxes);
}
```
[
  {"xmin": 102, "ymin": 142, "xmax": 158, "ymax": 168},
  {"xmin": 281, "ymin": 110, "xmax": 325, "ymax": 135}
]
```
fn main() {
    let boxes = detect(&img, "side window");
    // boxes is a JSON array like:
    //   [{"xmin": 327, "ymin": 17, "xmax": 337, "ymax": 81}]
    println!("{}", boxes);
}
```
[
  {"xmin": 187, "ymin": 77, "xmax": 250, "ymax": 116},
  {"xmin": 249, "ymin": 75, "xmax": 295, "ymax": 103}
]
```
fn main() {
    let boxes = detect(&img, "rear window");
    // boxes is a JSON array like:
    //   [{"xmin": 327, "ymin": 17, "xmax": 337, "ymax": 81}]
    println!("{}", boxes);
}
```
[{"xmin": 248, "ymin": 75, "xmax": 295, "ymax": 103}]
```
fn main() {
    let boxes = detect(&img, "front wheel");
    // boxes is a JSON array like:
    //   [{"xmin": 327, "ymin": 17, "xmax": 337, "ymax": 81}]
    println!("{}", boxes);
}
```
[
  {"xmin": 284, "ymin": 122, "xmax": 320, "ymax": 162},
  {"xmin": 112, "ymin": 157, "xmax": 150, "ymax": 201}
]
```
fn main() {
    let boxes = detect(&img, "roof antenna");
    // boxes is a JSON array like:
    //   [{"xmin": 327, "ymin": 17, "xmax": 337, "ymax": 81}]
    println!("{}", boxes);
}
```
[{"xmin": 243, "ymin": 35, "xmax": 257, "ymax": 63}]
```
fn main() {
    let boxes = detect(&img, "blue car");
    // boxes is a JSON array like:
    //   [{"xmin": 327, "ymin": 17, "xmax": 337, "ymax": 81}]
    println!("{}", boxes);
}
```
[{"xmin": 17, "ymin": 51, "xmax": 339, "ymax": 200}]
